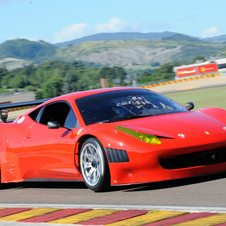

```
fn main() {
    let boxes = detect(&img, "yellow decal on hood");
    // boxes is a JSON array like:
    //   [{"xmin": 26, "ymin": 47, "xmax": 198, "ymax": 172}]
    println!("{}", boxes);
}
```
[
  {"xmin": 77, "ymin": 129, "xmax": 82, "ymax": 136},
  {"xmin": 114, "ymin": 126, "xmax": 161, "ymax": 145}
]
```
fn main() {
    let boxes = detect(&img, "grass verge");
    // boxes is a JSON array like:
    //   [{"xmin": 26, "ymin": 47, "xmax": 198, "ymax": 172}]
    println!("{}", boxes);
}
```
[{"xmin": 164, "ymin": 86, "xmax": 226, "ymax": 110}]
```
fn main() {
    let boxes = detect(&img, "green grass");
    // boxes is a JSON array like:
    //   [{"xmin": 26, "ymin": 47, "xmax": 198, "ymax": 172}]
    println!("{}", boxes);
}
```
[
  {"xmin": 0, "ymin": 88, "xmax": 11, "ymax": 94},
  {"xmin": 124, "ymin": 64, "xmax": 154, "ymax": 73},
  {"xmin": 164, "ymin": 86, "xmax": 226, "ymax": 110}
]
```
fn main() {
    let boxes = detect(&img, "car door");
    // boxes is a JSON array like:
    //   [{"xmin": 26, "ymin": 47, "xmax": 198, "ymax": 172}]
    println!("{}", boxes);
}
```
[{"xmin": 23, "ymin": 101, "xmax": 81, "ymax": 179}]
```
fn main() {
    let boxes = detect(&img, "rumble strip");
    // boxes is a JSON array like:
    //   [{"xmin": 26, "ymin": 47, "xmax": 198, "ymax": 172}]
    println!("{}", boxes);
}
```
[{"xmin": 0, "ymin": 205, "xmax": 226, "ymax": 225}]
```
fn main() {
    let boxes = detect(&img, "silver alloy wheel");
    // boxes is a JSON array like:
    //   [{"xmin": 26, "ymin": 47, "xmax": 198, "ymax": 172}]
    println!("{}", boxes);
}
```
[{"xmin": 80, "ymin": 141, "xmax": 104, "ymax": 187}]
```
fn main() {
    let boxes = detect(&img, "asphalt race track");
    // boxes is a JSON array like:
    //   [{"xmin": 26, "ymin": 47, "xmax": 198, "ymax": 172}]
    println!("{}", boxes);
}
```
[
  {"xmin": 1, "ymin": 173, "xmax": 226, "ymax": 225},
  {"xmin": 0, "ymin": 172, "xmax": 226, "ymax": 207},
  {"xmin": 1, "ymin": 76, "xmax": 226, "ymax": 225}
]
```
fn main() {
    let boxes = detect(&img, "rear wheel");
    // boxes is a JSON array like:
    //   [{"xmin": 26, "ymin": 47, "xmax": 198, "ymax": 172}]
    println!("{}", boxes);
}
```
[{"xmin": 80, "ymin": 138, "xmax": 110, "ymax": 192}]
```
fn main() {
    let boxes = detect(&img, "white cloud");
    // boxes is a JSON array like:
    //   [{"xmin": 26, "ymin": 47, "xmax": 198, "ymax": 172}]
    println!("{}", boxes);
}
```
[
  {"xmin": 95, "ymin": 18, "xmax": 140, "ymax": 33},
  {"xmin": 50, "ymin": 18, "xmax": 142, "ymax": 44},
  {"xmin": 200, "ymin": 27, "xmax": 221, "ymax": 38},
  {"xmin": 51, "ymin": 23, "xmax": 88, "ymax": 43}
]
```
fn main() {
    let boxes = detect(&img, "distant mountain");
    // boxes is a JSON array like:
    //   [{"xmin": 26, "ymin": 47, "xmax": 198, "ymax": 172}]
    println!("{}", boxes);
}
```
[
  {"xmin": 203, "ymin": 35, "xmax": 226, "ymax": 43},
  {"xmin": 162, "ymin": 34, "xmax": 204, "ymax": 42},
  {"xmin": 59, "ymin": 39, "xmax": 225, "ymax": 67},
  {"xmin": 1, "ymin": 34, "xmax": 226, "ymax": 70},
  {"xmin": 54, "ymin": 31, "xmax": 176, "ymax": 47}
]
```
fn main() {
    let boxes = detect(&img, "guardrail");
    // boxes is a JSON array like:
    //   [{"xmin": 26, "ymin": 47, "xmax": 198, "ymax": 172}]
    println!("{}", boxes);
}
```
[
  {"xmin": 0, "ymin": 99, "xmax": 50, "ymax": 123},
  {"xmin": 0, "ymin": 99, "xmax": 49, "ymax": 111}
]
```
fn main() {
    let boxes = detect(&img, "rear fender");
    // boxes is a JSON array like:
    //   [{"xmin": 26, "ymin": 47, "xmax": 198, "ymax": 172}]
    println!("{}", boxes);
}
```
[{"xmin": 0, "ymin": 131, "xmax": 23, "ymax": 183}]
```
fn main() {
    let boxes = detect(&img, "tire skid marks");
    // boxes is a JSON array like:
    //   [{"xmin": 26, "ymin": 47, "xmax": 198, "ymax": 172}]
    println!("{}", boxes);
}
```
[{"xmin": 0, "ymin": 207, "xmax": 225, "ymax": 225}]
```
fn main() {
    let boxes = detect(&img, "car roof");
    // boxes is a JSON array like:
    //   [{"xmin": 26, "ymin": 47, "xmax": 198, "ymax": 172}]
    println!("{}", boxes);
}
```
[
  {"xmin": 45, "ymin": 87, "xmax": 144, "ymax": 104},
  {"xmin": 26, "ymin": 87, "xmax": 146, "ymax": 114}
]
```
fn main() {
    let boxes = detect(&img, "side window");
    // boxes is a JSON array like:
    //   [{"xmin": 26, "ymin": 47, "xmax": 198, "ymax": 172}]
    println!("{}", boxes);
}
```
[
  {"xmin": 64, "ymin": 109, "xmax": 80, "ymax": 128},
  {"xmin": 38, "ymin": 102, "xmax": 80, "ymax": 128},
  {"xmin": 28, "ymin": 107, "xmax": 42, "ymax": 121},
  {"xmin": 39, "ymin": 102, "xmax": 70, "ymax": 127}
]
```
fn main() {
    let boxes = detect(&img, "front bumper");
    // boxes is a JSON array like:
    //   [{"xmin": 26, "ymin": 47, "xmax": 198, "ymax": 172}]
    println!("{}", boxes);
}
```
[{"xmin": 108, "ymin": 139, "xmax": 226, "ymax": 185}]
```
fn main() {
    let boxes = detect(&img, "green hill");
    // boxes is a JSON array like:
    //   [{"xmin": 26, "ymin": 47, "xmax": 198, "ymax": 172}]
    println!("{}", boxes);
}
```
[
  {"xmin": 0, "ymin": 39, "xmax": 62, "ymax": 64},
  {"xmin": 0, "ymin": 37, "xmax": 226, "ymax": 69},
  {"xmin": 55, "ymin": 39, "xmax": 226, "ymax": 66}
]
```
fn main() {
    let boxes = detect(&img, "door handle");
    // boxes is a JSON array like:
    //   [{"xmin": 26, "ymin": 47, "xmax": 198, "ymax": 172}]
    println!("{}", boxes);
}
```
[{"xmin": 25, "ymin": 133, "xmax": 32, "ymax": 139}]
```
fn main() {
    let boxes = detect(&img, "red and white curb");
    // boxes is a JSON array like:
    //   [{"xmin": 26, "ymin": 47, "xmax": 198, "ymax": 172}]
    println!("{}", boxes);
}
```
[
  {"xmin": 0, "ymin": 204, "xmax": 226, "ymax": 225},
  {"xmin": 140, "ymin": 73, "xmax": 220, "ymax": 89}
]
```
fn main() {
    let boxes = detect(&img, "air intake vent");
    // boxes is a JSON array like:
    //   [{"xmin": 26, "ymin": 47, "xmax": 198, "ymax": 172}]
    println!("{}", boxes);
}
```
[
  {"xmin": 105, "ymin": 148, "xmax": 129, "ymax": 163},
  {"xmin": 159, "ymin": 147, "xmax": 226, "ymax": 170}
]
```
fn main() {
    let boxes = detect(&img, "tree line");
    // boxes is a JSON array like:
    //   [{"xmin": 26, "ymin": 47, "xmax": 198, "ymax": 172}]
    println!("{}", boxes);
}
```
[{"xmin": 0, "ymin": 60, "xmax": 186, "ymax": 99}]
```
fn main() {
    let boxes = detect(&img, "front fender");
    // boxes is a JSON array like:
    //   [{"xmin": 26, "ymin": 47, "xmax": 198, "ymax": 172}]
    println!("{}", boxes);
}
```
[
  {"xmin": 76, "ymin": 124, "xmax": 151, "ymax": 185},
  {"xmin": 77, "ymin": 124, "xmax": 123, "ymax": 150},
  {"xmin": 199, "ymin": 107, "xmax": 226, "ymax": 124}
]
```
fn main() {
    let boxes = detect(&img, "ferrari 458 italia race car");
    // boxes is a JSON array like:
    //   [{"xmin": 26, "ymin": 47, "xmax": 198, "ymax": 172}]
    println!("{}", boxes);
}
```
[{"xmin": 0, "ymin": 87, "xmax": 226, "ymax": 191}]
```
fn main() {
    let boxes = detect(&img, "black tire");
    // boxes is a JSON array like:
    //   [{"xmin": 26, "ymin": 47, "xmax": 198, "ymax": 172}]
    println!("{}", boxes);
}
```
[{"xmin": 80, "ymin": 138, "xmax": 110, "ymax": 192}]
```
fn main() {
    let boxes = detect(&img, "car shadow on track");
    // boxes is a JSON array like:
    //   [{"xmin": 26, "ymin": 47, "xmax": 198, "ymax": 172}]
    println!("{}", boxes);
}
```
[
  {"xmin": 1, "ymin": 172, "xmax": 226, "ymax": 192},
  {"xmin": 0, "ymin": 181, "xmax": 87, "ymax": 190},
  {"xmin": 109, "ymin": 171, "xmax": 226, "ymax": 192}
]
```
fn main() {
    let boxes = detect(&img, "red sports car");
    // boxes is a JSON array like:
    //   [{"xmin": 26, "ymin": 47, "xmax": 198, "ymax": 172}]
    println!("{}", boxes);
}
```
[{"xmin": 1, "ymin": 87, "xmax": 226, "ymax": 192}]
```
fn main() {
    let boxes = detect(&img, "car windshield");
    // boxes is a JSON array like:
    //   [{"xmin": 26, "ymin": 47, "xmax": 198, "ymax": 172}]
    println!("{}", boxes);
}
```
[{"xmin": 75, "ymin": 89, "xmax": 188, "ymax": 125}]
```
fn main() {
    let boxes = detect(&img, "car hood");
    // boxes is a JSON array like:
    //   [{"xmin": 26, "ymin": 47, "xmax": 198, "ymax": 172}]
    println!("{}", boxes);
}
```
[{"xmin": 113, "ymin": 111, "xmax": 226, "ymax": 139}]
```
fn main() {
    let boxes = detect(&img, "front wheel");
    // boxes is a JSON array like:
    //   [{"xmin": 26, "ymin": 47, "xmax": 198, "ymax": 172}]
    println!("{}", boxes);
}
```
[{"xmin": 80, "ymin": 138, "xmax": 110, "ymax": 192}]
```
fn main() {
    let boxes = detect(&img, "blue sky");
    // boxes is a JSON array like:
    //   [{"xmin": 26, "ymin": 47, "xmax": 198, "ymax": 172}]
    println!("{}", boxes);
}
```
[{"xmin": 0, "ymin": 0, "xmax": 226, "ymax": 44}]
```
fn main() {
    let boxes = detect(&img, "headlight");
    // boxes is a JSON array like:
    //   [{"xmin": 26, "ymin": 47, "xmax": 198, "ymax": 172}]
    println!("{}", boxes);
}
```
[{"xmin": 114, "ymin": 126, "xmax": 161, "ymax": 145}]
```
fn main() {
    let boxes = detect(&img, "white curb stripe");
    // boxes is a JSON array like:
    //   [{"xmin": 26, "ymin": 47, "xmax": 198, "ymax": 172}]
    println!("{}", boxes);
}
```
[{"xmin": 0, "ymin": 203, "xmax": 226, "ymax": 213}]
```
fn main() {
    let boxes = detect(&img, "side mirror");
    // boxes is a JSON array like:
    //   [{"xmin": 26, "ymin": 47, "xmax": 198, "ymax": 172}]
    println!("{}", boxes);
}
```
[
  {"xmin": 1, "ymin": 109, "xmax": 8, "ymax": 123},
  {"xmin": 185, "ymin": 102, "xmax": 194, "ymax": 110},
  {"xmin": 47, "ymin": 121, "xmax": 60, "ymax": 129}
]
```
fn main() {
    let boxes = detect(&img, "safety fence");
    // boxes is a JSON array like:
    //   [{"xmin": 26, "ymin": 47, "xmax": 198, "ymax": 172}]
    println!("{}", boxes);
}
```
[{"xmin": 0, "ymin": 99, "xmax": 49, "ymax": 113}]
